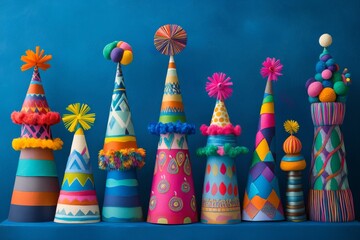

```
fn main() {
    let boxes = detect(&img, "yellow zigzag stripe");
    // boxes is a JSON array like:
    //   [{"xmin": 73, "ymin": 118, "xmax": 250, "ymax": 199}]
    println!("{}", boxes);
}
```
[{"xmin": 62, "ymin": 173, "xmax": 94, "ymax": 186}]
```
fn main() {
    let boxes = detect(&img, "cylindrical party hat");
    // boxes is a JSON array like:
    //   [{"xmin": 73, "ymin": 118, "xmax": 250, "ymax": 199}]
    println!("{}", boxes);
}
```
[
  {"xmin": 197, "ymin": 72, "xmax": 248, "ymax": 224},
  {"xmin": 242, "ymin": 57, "xmax": 284, "ymax": 221},
  {"xmin": 147, "ymin": 24, "xmax": 198, "ymax": 224},
  {"xmin": 280, "ymin": 120, "xmax": 306, "ymax": 222},
  {"xmin": 98, "ymin": 41, "xmax": 146, "ymax": 222},
  {"xmin": 54, "ymin": 103, "xmax": 100, "ymax": 223},
  {"xmin": 9, "ymin": 47, "xmax": 63, "ymax": 222},
  {"xmin": 306, "ymin": 34, "xmax": 354, "ymax": 222}
]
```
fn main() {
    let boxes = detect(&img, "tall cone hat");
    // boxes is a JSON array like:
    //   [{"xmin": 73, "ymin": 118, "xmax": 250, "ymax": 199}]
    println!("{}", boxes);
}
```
[
  {"xmin": 242, "ymin": 58, "xmax": 284, "ymax": 221},
  {"xmin": 147, "ymin": 24, "xmax": 198, "ymax": 224},
  {"xmin": 98, "ymin": 41, "xmax": 145, "ymax": 222},
  {"xmin": 55, "ymin": 103, "xmax": 100, "ymax": 223},
  {"xmin": 9, "ymin": 46, "xmax": 63, "ymax": 222}
]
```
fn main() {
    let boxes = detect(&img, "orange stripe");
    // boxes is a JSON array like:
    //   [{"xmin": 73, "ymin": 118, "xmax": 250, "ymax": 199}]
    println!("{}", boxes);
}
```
[
  {"xmin": 11, "ymin": 190, "xmax": 59, "ymax": 206},
  {"xmin": 58, "ymin": 198, "xmax": 98, "ymax": 205},
  {"xmin": 27, "ymin": 84, "xmax": 45, "ymax": 94},
  {"xmin": 20, "ymin": 148, "xmax": 54, "ymax": 160},
  {"xmin": 103, "ymin": 141, "xmax": 137, "ymax": 152},
  {"xmin": 168, "ymin": 62, "xmax": 176, "ymax": 68},
  {"xmin": 161, "ymin": 101, "xmax": 184, "ymax": 110}
]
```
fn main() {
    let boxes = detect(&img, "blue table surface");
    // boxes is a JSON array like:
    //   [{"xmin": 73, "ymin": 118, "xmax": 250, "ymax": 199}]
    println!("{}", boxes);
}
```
[{"xmin": 1, "ymin": 220, "xmax": 360, "ymax": 240}]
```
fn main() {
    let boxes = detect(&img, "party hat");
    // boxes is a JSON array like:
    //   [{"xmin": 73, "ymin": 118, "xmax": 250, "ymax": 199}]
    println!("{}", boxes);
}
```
[
  {"xmin": 280, "ymin": 120, "xmax": 306, "ymax": 222},
  {"xmin": 98, "ymin": 41, "xmax": 145, "ymax": 222},
  {"xmin": 197, "ymin": 73, "xmax": 248, "ymax": 224},
  {"xmin": 147, "ymin": 24, "xmax": 198, "ymax": 224},
  {"xmin": 9, "ymin": 46, "xmax": 63, "ymax": 222},
  {"xmin": 242, "ymin": 57, "xmax": 284, "ymax": 221},
  {"xmin": 54, "ymin": 103, "xmax": 100, "ymax": 223}
]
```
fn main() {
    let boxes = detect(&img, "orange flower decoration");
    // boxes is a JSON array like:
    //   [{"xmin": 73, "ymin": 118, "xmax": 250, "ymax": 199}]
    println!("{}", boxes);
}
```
[{"xmin": 20, "ymin": 46, "xmax": 52, "ymax": 71}]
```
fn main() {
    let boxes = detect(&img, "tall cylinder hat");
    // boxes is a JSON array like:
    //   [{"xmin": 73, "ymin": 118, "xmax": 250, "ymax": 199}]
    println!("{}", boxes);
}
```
[
  {"xmin": 147, "ymin": 24, "xmax": 198, "ymax": 225},
  {"xmin": 197, "ymin": 72, "xmax": 248, "ymax": 224},
  {"xmin": 242, "ymin": 57, "xmax": 284, "ymax": 221},
  {"xmin": 54, "ymin": 103, "xmax": 100, "ymax": 223},
  {"xmin": 9, "ymin": 46, "xmax": 63, "ymax": 222},
  {"xmin": 98, "ymin": 41, "xmax": 146, "ymax": 222}
]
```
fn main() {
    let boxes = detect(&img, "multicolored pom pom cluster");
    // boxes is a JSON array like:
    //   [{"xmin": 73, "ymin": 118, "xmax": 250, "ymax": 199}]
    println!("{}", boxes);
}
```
[
  {"xmin": 306, "ymin": 34, "xmax": 351, "ymax": 103},
  {"xmin": 103, "ymin": 41, "xmax": 133, "ymax": 65}
]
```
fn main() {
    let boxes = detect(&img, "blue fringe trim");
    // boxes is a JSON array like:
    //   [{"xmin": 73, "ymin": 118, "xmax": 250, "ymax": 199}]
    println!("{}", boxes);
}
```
[{"xmin": 148, "ymin": 121, "xmax": 196, "ymax": 135}]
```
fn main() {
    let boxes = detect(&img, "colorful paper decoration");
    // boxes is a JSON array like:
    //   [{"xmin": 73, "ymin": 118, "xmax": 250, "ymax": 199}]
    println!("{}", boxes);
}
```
[
  {"xmin": 197, "ymin": 73, "xmax": 248, "ymax": 224},
  {"xmin": 280, "ymin": 120, "xmax": 306, "ymax": 222},
  {"xmin": 54, "ymin": 103, "xmax": 100, "ymax": 223},
  {"xmin": 98, "ymin": 41, "xmax": 146, "ymax": 222},
  {"xmin": 9, "ymin": 47, "xmax": 63, "ymax": 222},
  {"xmin": 147, "ymin": 24, "xmax": 198, "ymax": 224},
  {"xmin": 306, "ymin": 34, "xmax": 355, "ymax": 222},
  {"xmin": 242, "ymin": 57, "xmax": 284, "ymax": 221}
]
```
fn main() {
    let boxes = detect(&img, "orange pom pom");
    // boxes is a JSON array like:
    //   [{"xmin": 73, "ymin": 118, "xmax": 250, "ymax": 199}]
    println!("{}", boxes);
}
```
[
  {"xmin": 319, "ymin": 87, "xmax": 336, "ymax": 102},
  {"xmin": 20, "ymin": 46, "xmax": 52, "ymax": 71}
]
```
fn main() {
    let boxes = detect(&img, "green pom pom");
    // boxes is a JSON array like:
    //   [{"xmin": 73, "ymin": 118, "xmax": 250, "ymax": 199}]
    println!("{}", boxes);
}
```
[
  {"xmin": 332, "ymin": 72, "xmax": 342, "ymax": 82},
  {"xmin": 103, "ymin": 41, "xmax": 119, "ymax": 60},
  {"xmin": 315, "ymin": 73, "xmax": 323, "ymax": 81},
  {"xmin": 333, "ymin": 81, "xmax": 348, "ymax": 96}
]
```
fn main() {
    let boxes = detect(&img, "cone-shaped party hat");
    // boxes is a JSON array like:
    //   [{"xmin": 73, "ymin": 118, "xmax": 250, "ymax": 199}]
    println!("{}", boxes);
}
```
[
  {"xmin": 98, "ymin": 41, "xmax": 145, "ymax": 222},
  {"xmin": 197, "ymin": 73, "xmax": 248, "ymax": 224},
  {"xmin": 242, "ymin": 57, "xmax": 284, "ymax": 221},
  {"xmin": 280, "ymin": 120, "xmax": 306, "ymax": 222},
  {"xmin": 54, "ymin": 103, "xmax": 100, "ymax": 223},
  {"xmin": 306, "ymin": 34, "xmax": 354, "ymax": 222},
  {"xmin": 9, "ymin": 46, "xmax": 63, "ymax": 222},
  {"xmin": 147, "ymin": 24, "xmax": 198, "ymax": 224}
]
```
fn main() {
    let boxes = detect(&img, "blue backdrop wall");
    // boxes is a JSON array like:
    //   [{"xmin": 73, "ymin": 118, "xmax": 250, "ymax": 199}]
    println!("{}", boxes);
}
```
[{"xmin": 0, "ymin": 0, "xmax": 359, "ymax": 222}]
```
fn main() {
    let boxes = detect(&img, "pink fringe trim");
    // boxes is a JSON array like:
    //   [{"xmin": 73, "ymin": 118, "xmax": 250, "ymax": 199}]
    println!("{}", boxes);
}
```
[
  {"xmin": 200, "ymin": 124, "xmax": 241, "ymax": 136},
  {"xmin": 11, "ymin": 111, "xmax": 61, "ymax": 126}
]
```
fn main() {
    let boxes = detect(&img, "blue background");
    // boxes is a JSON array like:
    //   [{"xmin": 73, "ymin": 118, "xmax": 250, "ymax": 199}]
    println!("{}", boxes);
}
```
[{"xmin": 0, "ymin": 0, "xmax": 359, "ymax": 237}]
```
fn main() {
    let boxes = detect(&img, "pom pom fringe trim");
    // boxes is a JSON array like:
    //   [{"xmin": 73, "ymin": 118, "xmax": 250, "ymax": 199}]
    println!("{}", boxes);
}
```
[
  {"xmin": 98, "ymin": 148, "xmax": 146, "ymax": 171},
  {"xmin": 200, "ymin": 124, "xmax": 241, "ymax": 136},
  {"xmin": 148, "ymin": 121, "xmax": 195, "ymax": 135},
  {"xmin": 197, "ymin": 143, "xmax": 248, "ymax": 158},
  {"xmin": 11, "ymin": 111, "xmax": 61, "ymax": 126},
  {"xmin": 12, "ymin": 138, "xmax": 63, "ymax": 151}
]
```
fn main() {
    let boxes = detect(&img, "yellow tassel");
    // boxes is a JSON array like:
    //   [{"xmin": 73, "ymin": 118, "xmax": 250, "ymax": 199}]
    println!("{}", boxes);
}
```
[
  {"xmin": 284, "ymin": 120, "xmax": 299, "ymax": 135},
  {"xmin": 62, "ymin": 103, "xmax": 95, "ymax": 132}
]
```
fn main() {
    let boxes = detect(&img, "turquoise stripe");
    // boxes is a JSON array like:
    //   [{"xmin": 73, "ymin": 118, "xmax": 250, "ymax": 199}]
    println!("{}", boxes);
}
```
[
  {"xmin": 102, "ymin": 206, "xmax": 142, "ymax": 219},
  {"xmin": 55, "ymin": 216, "xmax": 100, "ymax": 221},
  {"xmin": 281, "ymin": 155, "xmax": 304, "ymax": 162},
  {"xmin": 17, "ymin": 159, "xmax": 57, "ymax": 177},
  {"xmin": 106, "ymin": 179, "xmax": 138, "ymax": 188}
]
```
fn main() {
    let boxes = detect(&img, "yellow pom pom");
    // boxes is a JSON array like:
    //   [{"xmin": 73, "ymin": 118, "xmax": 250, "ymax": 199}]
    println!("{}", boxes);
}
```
[
  {"xmin": 283, "ymin": 120, "xmax": 299, "ymax": 135},
  {"xmin": 121, "ymin": 50, "xmax": 133, "ymax": 65},
  {"xmin": 62, "ymin": 103, "xmax": 95, "ymax": 132},
  {"xmin": 319, "ymin": 87, "xmax": 336, "ymax": 102}
]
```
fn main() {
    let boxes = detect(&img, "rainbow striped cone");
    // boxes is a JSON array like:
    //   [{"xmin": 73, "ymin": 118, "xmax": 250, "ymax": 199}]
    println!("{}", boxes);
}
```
[
  {"xmin": 243, "ymin": 79, "xmax": 284, "ymax": 221},
  {"xmin": 98, "ymin": 63, "xmax": 145, "ymax": 222},
  {"xmin": 197, "ymin": 73, "xmax": 248, "ymax": 224},
  {"xmin": 308, "ymin": 102, "xmax": 355, "ymax": 222},
  {"xmin": 147, "ymin": 55, "xmax": 198, "ymax": 225},
  {"xmin": 9, "ymin": 48, "xmax": 63, "ymax": 222},
  {"xmin": 55, "ymin": 104, "xmax": 100, "ymax": 223}
]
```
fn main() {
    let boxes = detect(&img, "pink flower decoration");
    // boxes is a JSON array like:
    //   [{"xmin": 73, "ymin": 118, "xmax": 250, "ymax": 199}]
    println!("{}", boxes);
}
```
[
  {"xmin": 205, "ymin": 72, "xmax": 233, "ymax": 101},
  {"xmin": 260, "ymin": 57, "xmax": 283, "ymax": 81},
  {"xmin": 217, "ymin": 146, "xmax": 225, "ymax": 156}
]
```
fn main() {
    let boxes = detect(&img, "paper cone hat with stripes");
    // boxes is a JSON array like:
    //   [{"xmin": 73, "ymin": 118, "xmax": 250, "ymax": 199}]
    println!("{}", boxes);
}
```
[
  {"xmin": 9, "ymin": 46, "xmax": 63, "ymax": 222},
  {"xmin": 242, "ymin": 57, "xmax": 284, "ymax": 221},
  {"xmin": 98, "ymin": 41, "xmax": 145, "ymax": 222},
  {"xmin": 55, "ymin": 103, "xmax": 100, "ymax": 223}
]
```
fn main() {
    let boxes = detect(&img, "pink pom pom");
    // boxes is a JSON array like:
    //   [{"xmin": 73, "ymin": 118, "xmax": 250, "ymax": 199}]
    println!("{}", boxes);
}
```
[
  {"xmin": 307, "ymin": 81, "xmax": 323, "ymax": 97},
  {"xmin": 260, "ymin": 57, "xmax": 283, "ymax": 81},
  {"xmin": 200, "ymin": 123, "xmax": 241, "ymax": 136},
  {"xmin": 321, "ymin": 69, "xmax": 332, "ymax": 80},
  {"xmin": 205, "ymin": 72, "xmax": 233, "ymax": 101}
]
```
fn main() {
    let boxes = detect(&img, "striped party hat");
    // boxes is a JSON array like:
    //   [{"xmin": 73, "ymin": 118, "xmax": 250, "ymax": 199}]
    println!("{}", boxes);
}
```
[
  {"xmin": 55, "ymin": 103, "xmax": 100, "ymax": 223},
  {"xmin": 9, "ymin": 46, "xmax": 63, "ymax": 222},
  {"xmin": 242, "ymin": 57, "xmax": 284, "ymax": 221},
  {"xmin": 98, "ymin": 41, "xmax": 145, "ymax": 222}
]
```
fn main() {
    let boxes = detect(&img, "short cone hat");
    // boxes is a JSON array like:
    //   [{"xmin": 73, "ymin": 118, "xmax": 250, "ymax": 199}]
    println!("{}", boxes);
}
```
[
  {"xmin": 54, "ymin": 103, "xmax": 100, "ymax": 223},
  {"xmin": 98, "ymin": 41, "xmax": 145, "ymax": 222},
  {"xmin": 197, "ymin": 72, "xmax": 248, "ymax": 224},
  {"xmin": 9, "ymin": 46, "xmax": 63, "ymax": 222},
  {"xmin": 242, "ymin": 58, "xmax": 284, "ymax": 221},
  {"xmin": 147, "ymin": 24, "xmax": 198, "ymax": 225}
]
